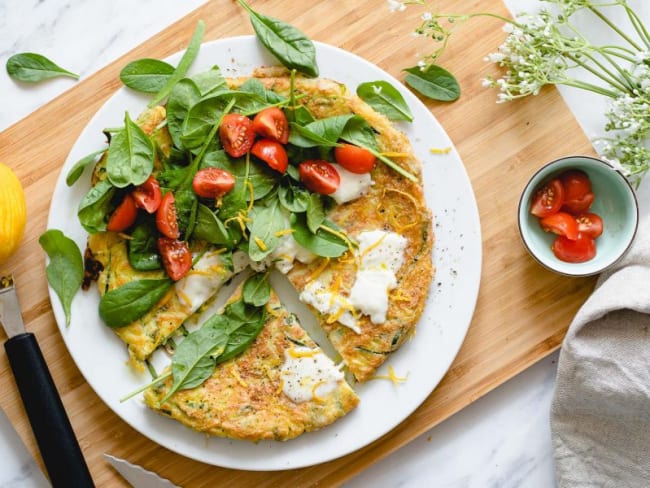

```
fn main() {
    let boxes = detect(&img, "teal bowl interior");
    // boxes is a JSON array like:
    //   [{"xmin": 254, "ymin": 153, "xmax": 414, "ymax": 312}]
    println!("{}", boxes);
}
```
[{"xmin": 518, "ymin": 156, "xmax": 639, "ymax": 276}]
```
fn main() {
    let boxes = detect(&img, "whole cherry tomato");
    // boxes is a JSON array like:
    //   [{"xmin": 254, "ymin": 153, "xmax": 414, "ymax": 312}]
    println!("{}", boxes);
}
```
[
  {"xmin": 530, "ymin": 178, "xmax": 564, "ymax": 218},
  {"xmin": 334, "ymin": 143, "xmax": 376, "ymax": 174},
  {"xmin": 132, "ymin": 175, "xmax": 162, "ymax": 213},
  {"xmin": 575, "ymin": 212, "xmax": 604, "ymax": 239},
  {"xmin": 219, "ymin": 113, "xmax": 255, "ymax": 158},
  {"xmin": 540, "ymin": 211, "xmax": 579, "ymax": 241},
  {"xmin": 552, "ymin": 232, "xmax": 596, "ymax": 263},
  {"xmin": 192, "ymin": 167, "xmax": 236, "ymax": 199},
  {"xmin": 252, "ymin": 107, "xmax": 289, "ymax": 144},
  {"xmin": 251, "ymin": 139, "xmax": 289, "ymax": 173},
  {"xmin": 560, "ymin": 169, "xmax": 594, "ymax": 213},
  {"xmin": 298, "ymin": 160, "xmax": 341, "ymax": 195},
  {"xmin": 156, "ymin": 191, "xmax": 180, "ymax": 239},
  {"xmin": 107, "ymin": 193, "xmax": 137, "ymax": 232},
  {"xmin": 158, "ymin": 237, "xmax": 192, "ymax": 281}
]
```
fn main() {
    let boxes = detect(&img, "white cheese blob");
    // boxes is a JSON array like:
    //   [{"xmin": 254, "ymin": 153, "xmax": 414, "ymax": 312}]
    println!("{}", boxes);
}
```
[
  {"xmin": 298, "ymin": 279, "xmax": 360, "ymax": 333},
  {"xmin": 348, "ymin": 230, "xmax": 408, "ymax": 324},
  {"xmin": 270, "ymin": 232, "xmax": 316, "ymax": 274},
  {"xmin": 330, "ymin": 163, "xmax": 373, "ymax": 204},
  {"xmin": 280, "ymin": 346, "xmax": 344, "ymax": 403},
  {"xmin": 175, "ymin": 250, "xmax": 231, "ymax": 313}
]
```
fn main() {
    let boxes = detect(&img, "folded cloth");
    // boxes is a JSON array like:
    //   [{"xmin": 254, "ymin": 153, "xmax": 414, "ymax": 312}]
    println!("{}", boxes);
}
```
[{"xmin": 551, "ymin": 187, "xmax": 650, "ymax": 487}]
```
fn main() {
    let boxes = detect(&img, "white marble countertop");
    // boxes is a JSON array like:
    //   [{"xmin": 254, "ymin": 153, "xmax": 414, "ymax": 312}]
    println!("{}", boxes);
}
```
[{"xmin": 1, "ymin": 1, "xmax": 646, "ymax": 486}]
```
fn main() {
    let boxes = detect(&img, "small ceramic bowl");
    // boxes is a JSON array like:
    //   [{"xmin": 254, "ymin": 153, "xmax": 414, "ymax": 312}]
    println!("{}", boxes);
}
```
[{"xmin": 518, "ymin": 155, "xmax": 639, "ymax": 276}]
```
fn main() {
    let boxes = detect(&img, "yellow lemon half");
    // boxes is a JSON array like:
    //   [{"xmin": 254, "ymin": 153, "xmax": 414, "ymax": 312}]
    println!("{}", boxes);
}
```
[{"xmin": 0, "ymin": 163, "xmax": 27, "ymax": 265}]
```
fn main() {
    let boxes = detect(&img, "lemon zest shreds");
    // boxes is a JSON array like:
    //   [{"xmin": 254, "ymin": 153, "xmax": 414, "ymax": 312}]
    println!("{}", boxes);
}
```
[
  {"xmin": 360, "ymin": 232, "xmax": 388, "ymax": 260},
  {"xmin": 307, "ymin": 257, "xmax": 330, "ymax": 283},
  {"xmin": 311, "ymin": 381, "xmax": 327, "ymax": 404},
  {"xmin": 379, "ymin": 187, "xmax": 421, "ymax": 232},
  {"xmin": 245, "ymin": 180, "xmax": 255, "ymax": 212},
  {"xmin": 391, "ymin": 289, "xmax": 411, "ymax": 302},
  {"xmin": 231, "ymin": 368, "xmax": 248, "ymax": 388},
  {"xmin": 371, "ymin": 365, "xmax": 408, "ymax": 386},
  {"xmin": 275, "ymin": 379, "xmax": 284, "ymax": 396},
  {"xmin": 177, "ymin": 289, "xmax": 193, "ymax": 310},
  {"xmin": 288, "ymin": 346, "xmax": 319, "ymax": 358},
  {"xmin": 254, "ymin": 236, "xmax": 267, "ymax": 252},
  {"xmin": 274, "ymin": 228, "xmax": 295, "ymax": 237},
  {"xmin": 318, "ymin": 224, "xmax": 356, "ymax": 254},
  {"xmin": 430, "ymin": 146, "xmax": 451, "ymax": 154},
  {"xmin": 380, "ymin": 151, "xmax": 411, "ymax": 158}
]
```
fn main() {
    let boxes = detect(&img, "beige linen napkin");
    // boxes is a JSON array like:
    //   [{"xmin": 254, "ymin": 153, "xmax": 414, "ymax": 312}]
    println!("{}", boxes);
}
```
[{"xmin": 551, "ymin": 187, "xmax": 650, "ymax": 487}]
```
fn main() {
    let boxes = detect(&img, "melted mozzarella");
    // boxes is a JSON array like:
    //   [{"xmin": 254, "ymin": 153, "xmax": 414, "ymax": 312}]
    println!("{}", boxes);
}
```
[
  {"xmin": 330, "ymin": 163, "xmax": 373, "ymax": 204},
  {"xmin": 280, "ymin": 346, "xmax": 344, "ymax": 403},
  {"xmin": 175, "ymin": 250, "xmax": 230, "ymax": 313},
  {"xmin": 348, "ymin": 230, "xmax": 408, "ymax": 324},
  {"xmin": 271, "ymin": 232, "xmax": 316, "ymax": 274},
  {"xmin": 298, "ymin": 279, "xmax": 360, "ymax": 333}
]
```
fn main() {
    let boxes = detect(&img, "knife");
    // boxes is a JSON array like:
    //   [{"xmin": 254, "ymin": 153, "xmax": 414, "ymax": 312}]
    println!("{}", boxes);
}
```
[
  {"xmin": 105, "ymin": 453, "xmax": 180, "ymax": 488},
  {"xmin": 0, "ymin": 274, "xmax": 94, "ymax": 487}
]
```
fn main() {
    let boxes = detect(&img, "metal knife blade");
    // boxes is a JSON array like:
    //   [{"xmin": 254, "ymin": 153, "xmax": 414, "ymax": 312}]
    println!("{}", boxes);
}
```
[
  {"xmin": 0, "ymin": 273, "xmax": 94, "ymax": 487},
  {"xmin": 105, "ymin": 454, "xmax": 180, "ymax": 488}
]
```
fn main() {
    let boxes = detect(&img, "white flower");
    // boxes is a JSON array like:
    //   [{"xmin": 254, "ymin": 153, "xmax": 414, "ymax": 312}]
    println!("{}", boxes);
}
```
[
  {"xmin": 421, "ymin": 12, "xmax": 432, "ymax": 21},
  {"xmin": 387, "ymin": 0, "xmax": 406, "ymax": 13},
  {"xmin": 417, "ymin": 59, "xmax": 427, "ymax": 69}
]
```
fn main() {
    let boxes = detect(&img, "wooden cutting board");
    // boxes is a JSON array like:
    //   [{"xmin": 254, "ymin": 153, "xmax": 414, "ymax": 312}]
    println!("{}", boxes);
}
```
[{"xmin": 0, "ymin": 0, "xmax": 597, "ymax": 486}]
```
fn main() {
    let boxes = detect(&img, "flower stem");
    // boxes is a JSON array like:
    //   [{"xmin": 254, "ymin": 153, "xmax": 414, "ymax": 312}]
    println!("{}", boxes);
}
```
[
  {"xmin": 561, "ymin": 78, "xmax": 620, "ymax": 98},
  {"xmin": 566, "ymin": 53, "xmax": 630, "ymax": 94},
  {"xmin": 625, "ymin": 5, "xmax": 650, "ymax": 49},
  {"xmin": 588, "ymin": 6, "xmax": 643, "ymax": 51}
]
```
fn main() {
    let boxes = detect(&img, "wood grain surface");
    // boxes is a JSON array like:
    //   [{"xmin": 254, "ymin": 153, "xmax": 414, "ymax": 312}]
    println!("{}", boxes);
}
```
[{"xmin": 0, "ymin": 0, "xmax": 597, "ymax": 486}]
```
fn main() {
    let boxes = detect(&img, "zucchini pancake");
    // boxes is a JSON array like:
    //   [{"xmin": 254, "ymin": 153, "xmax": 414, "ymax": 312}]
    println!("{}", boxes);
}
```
[{"xmin": 81, "ymin": 67, "xmax": 434, "ymax": 441}]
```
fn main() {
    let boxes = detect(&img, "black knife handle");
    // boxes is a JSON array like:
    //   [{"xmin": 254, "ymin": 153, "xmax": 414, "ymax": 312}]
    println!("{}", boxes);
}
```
[{"xmin": 5, "ymin": 332, "xmax": 94, "ymax": 488}]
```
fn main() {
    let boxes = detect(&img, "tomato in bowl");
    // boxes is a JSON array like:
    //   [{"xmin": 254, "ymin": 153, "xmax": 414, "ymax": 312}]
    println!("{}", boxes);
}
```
[{"xmin": 518, "ymin": 156, "xmax": 638, "ymax": 276}]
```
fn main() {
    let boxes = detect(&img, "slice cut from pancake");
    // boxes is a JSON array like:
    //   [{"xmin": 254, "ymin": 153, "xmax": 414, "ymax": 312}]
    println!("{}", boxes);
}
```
[{"xmin": 143, "ymin": 284, "xmax": 359, "ymax": 442}]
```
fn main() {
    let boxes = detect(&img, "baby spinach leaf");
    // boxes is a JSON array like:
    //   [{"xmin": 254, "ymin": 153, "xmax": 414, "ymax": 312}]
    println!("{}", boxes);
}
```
[
  {"xmin": 174, "ymin": 189, "xmax": 198, "ymax": 238},
  {"xmin": 77, "ymin": 179, "xmax": 115, "ymax": 233},
  {"xmin": 120, "ymin": 58, "xmax": 175, "ymax": 93},
  {"xmin": 38, "ymin": 229, "xmax": 84, "ymax": 326},
  {"xmin": 193, "ymin": 203, "xmax": 234, "ymax": 248},
  {"xmin": 237, "ymin": 0, "xmax": 318, "ymax": 77},
  {"xmin": 239, "ymin": 78, "xmax": 287, "ymax": 105},
  {"xmin": 306, "ymin": 193, "xmax": 326, "ymax": 234},
  {"xmin": 218, "ymin": 300, "xmax": 267, "ymax": 362},
  {"xmin": 65, "ymin": 148, "xmax": 106, "ymax": 187},
  {"xmin": 243, "ymin": 273, "xmax": 271, "ymax": 307},
  {"xmin": 290, "ymin": 213, "xmax": 348, "ymax": 257},
  {"xmin": 278, "ymin": 180, "xmax": 310, "ymax": 213},
  {"xmin": 180, "ymin": 95, "xmax": 227, "ymax": 151},
  {"xmin": 288, "ymin": 114, "xmax": 354, "ymax": 148},
  {"xmin": 192, "ymin": 65, "xmax": 228, "ymax": 96},
  {"xmin": 149, "ymin": 20, "xmax": 205, "ymax": 108},
  {"xmin": 247, "ymin": 200, "xmax": 285, "ymax": 261},
  {"xmin": 356, "ymin": 80, "xmax": 413, "ymax": 122},
  {"xmin": 99, "ymin": 278, "xmax": 173, "ymax": 328},
  {"xmin": 403, "ymin": 64, "xmax": 460, "ymax": 102},
  {"xmin": 166, "ymin": 78, "xmax": 202, "ymax": 151},
  {"xmin": 128, "ymin": 220, "xmax": 162, "ymax": 271},
  {"xmin": 106, "ymin": 111, "xmax": 155, "ymax": 188},
  {"xmin": 6, "ymin": 53, "xmax": 79, "ymax": 82}
]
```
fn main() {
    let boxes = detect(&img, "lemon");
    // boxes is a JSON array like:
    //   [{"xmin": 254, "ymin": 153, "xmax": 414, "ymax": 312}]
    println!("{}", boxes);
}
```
[{"xmin": 0, "ymin": 163, "xmax": 27, "ymax": 265}]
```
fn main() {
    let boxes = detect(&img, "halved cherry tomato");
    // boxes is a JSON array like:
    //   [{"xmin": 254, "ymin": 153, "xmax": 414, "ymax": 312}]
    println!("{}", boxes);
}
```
[
  {"xmin": 575, "ymin": 212, "xmax": 603, "ymax": 239},
  {"xmin": 334, "ymin": 143, "xmax": 376, "ymax": 174},
  {"xmin": 252, "ymin": 107, "xmax": 289, "ymax": 144},
  {"xmin": 540, "ymin": 211, "xmax": 579, "ymax": 241},
  {"xmin": 107, "ymin": 193, "xmax": 137, "ymax": 232},
  {"xmin": 530, "ymin": 178, "xmax": 564, "ymax": 218},
  {"xmin": 298, "ymin": 160, "xmax": 340, "ymax": 195},
  {"xmin": 192, "ymin": 167, "xmax": 236, "ymax": 199},
  {"xmin": 552, "ymin": 232, "xmax": 596, "ymax": 263},
  {"xmin": 251, "ymin": 139, "xmax": 288, "ymax": 173},
  {"xmin": 156, "ymin": 191, "xmax": 180, "ymax": 239},
  {"xmin": 158, "ymin": 237, "xmax": 192, "ymax": 281},
  {"xmin": 132, "ymin": 175, "xmax": 162, "ymax": 213},
  {"xmin": 560, "ymin": 169, "xmax": 594, "ymax": 213},
  {"xmin": 219, "ymin": 113, "xmax": 255, "ymax": 158}
]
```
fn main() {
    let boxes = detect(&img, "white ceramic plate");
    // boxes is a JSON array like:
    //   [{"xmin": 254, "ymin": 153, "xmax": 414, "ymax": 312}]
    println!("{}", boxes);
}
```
[{"xmin": 47, "ymin": 36, "xmax": 482, "ymax": 471}]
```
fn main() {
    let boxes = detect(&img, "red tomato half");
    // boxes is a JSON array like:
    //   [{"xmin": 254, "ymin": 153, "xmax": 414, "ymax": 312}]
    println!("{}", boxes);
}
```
[
  {"xmin": 298, "ymin": 160, "xmax": 340, "ymax": 195},
  {"xmin": 107, "ymin": 193, "xmax": 137, "ymax": 232},
  {"xmin": 252, "ymin": 107, "xmax": 289, "ymax": 144},
  {"xmin": 540, "ymin": 211, "xmax": 579, "ymax": 241},
  {"xmin": 560, "ymin": 169, "xmax": 594, "ymax": 213},
  {"xmin": 552, "ymin": 232, "xmax": 596, "ymax": 263},
  {"xmin": 530, "ymin": 178, "xmax": 564, "ymax": 218},
  {"xmin": 192, "ymin": 167, "xmax": 236, "ymax": 199},
  {"xmin": 219, "ymin": 113, "xmax": 255, "ymax": 158},
  {"xmin": 158, "ymin": 237, "xmax": 192, "ymax": 281},
  {"xmin": 156, "ymin": 191, "xmax": 180, "ymax": 239},
  {"xmin": 575, "ymin": 212, "xmax": 603, "ymax": 239},
  {"xmin": 334, "ymin": 143, "xmax": 376, "ymax": 174},
  {"xmin": 251, "ymin": 139, "xmax": 288, "ymax": 173},
  {"xmin": 132, "ymin": 175, "xmax": 162, "ymax": 213}
]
